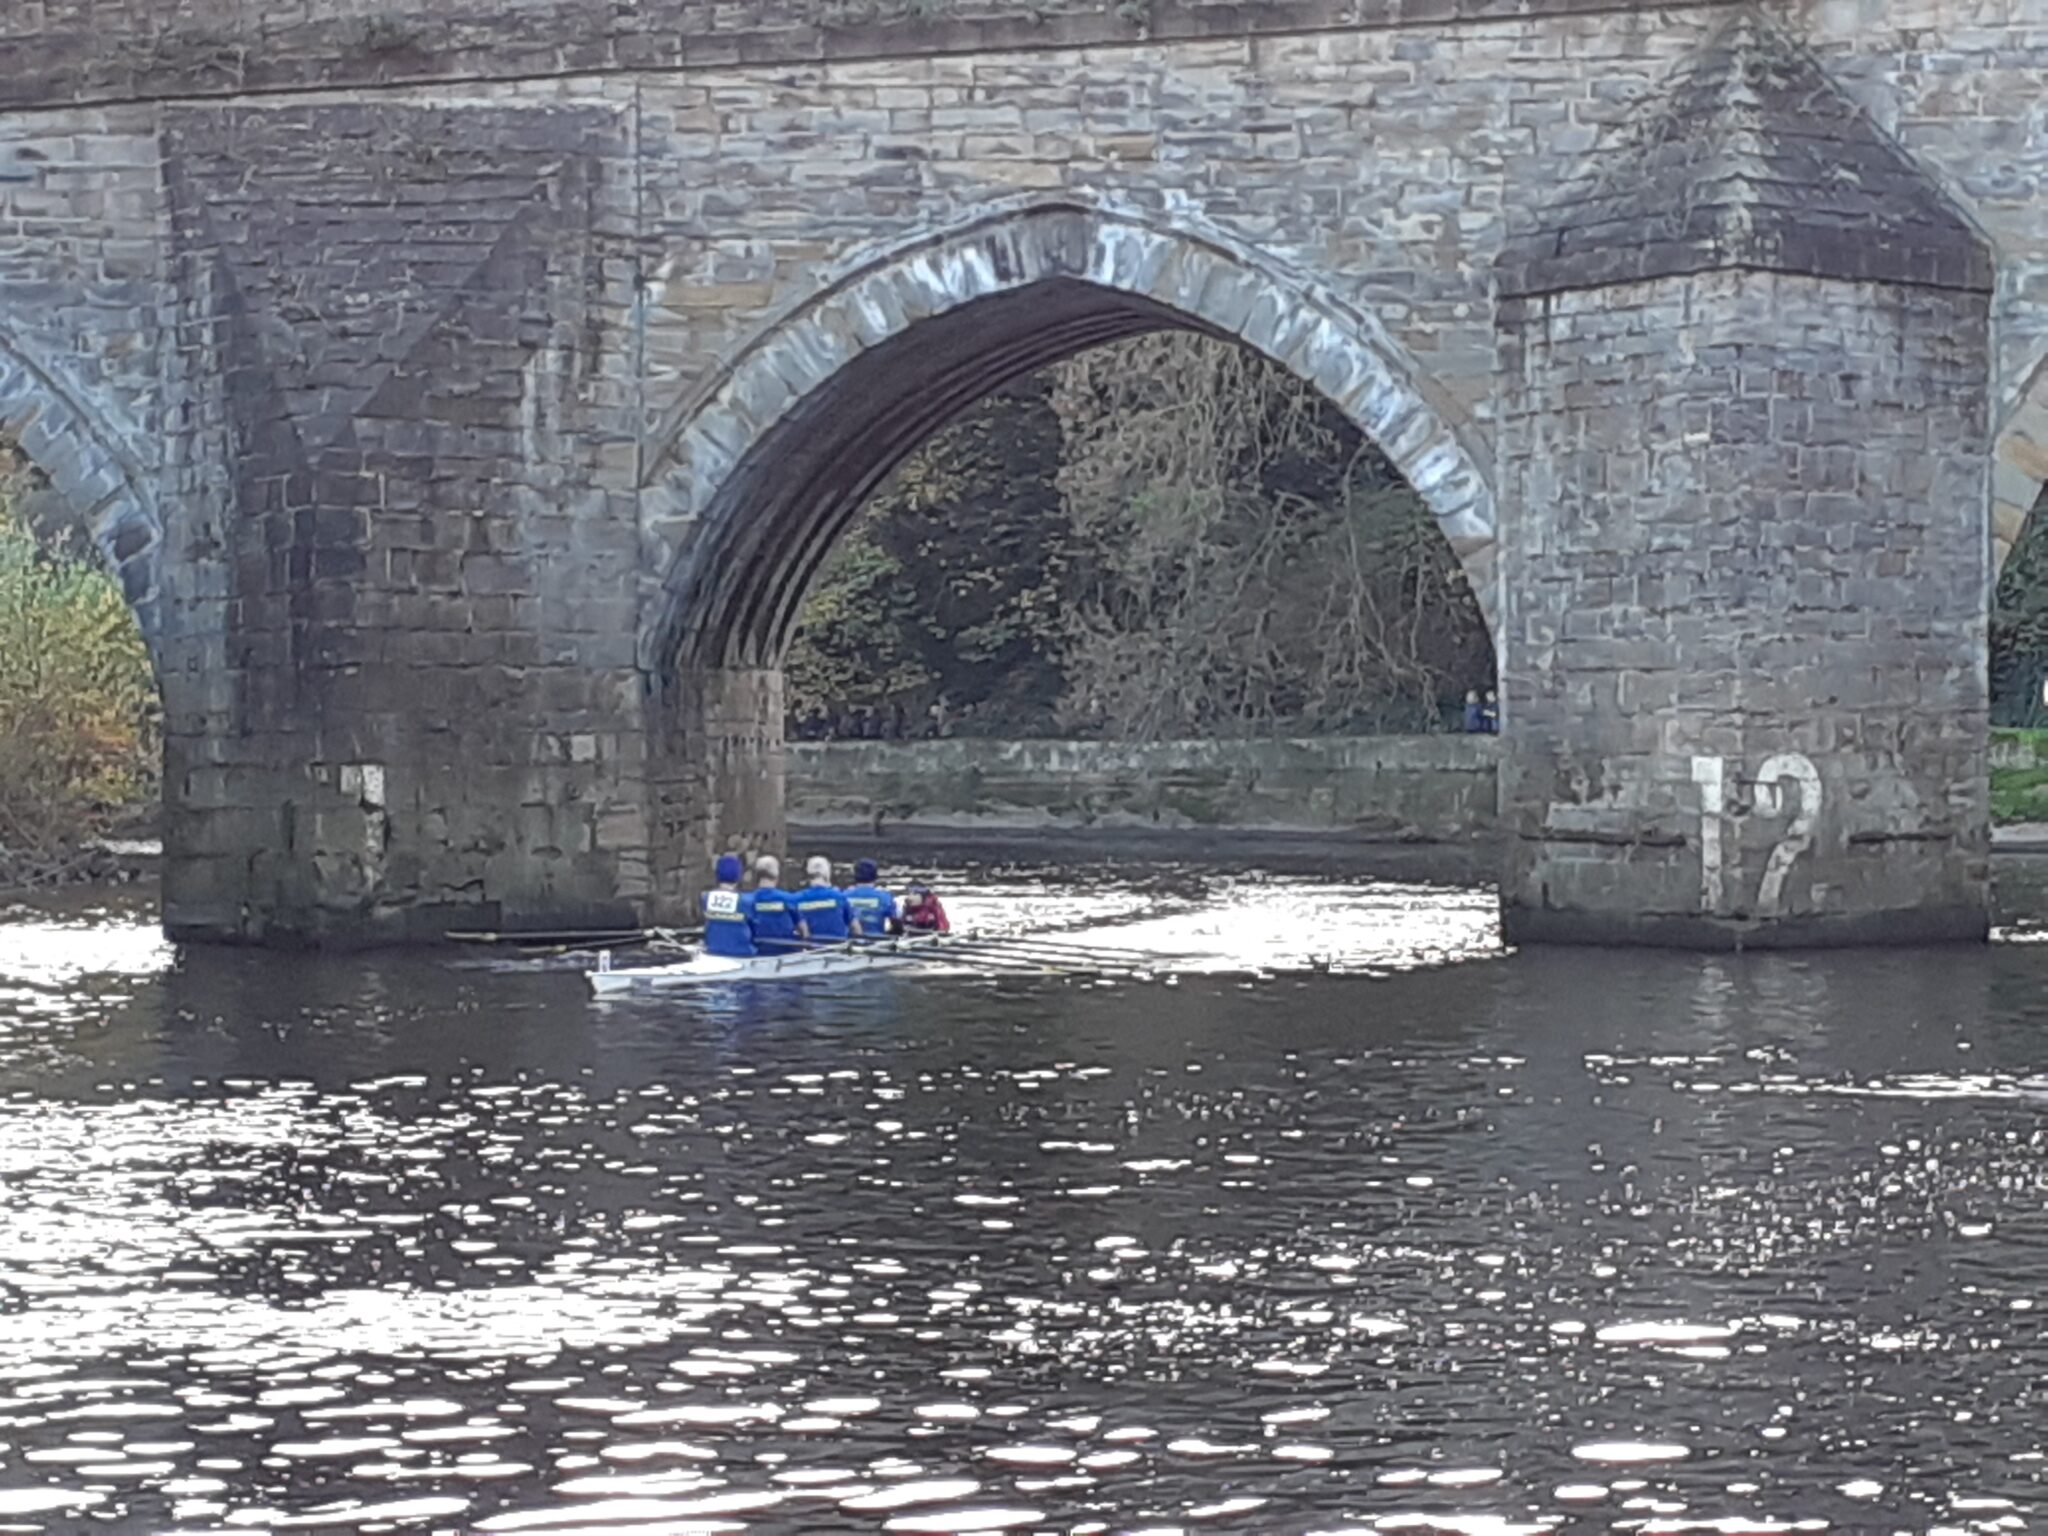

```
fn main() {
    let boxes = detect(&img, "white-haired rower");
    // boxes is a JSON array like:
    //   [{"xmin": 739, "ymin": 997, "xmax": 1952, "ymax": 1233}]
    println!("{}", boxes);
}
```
[
  {"xmin": 748, "ymin": 854, "xmax": 800, "ymax": 953},
  {"xmin": 794, "ymin": 855, "xmax": 855, "ymax": 944}
]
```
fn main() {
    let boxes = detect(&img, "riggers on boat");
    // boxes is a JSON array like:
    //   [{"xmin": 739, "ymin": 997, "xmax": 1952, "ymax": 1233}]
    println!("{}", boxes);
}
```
[{"xmin": 587, "ymin": 934, "xmax": 953, "ymax": 995}]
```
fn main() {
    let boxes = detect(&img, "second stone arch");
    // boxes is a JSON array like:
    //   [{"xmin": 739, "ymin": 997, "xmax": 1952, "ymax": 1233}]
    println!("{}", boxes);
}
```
[{"xmin": 629, "ymin": 202, "xmax": 1506, "ymax": 915}]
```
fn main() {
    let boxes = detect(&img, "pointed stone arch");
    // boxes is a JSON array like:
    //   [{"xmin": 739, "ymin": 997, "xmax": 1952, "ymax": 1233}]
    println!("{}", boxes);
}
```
[
  {"xmin": 1994, "ymin": 352, "xmax": 2048, "ymax": 573},
  {"xmin": 0, "ymin": 335, "xmax": 162, "ymax": 647},
  {"xmin": 639, "ymin": 201, "xmax": 1498, "ymax": 677}
]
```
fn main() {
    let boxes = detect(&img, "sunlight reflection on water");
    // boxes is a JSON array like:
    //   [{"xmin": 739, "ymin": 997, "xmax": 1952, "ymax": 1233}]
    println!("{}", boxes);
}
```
[
  {"xmin": 0, "ymin": 862, "xmax": 2043, "ymax": 1531},
  {"xmin": 0, "ymin": 902, "xmax": 173, "ymax": 987}
]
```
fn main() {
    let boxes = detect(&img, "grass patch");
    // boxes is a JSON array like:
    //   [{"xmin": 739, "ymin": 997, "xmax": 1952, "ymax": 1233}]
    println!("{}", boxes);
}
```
[{"xmin": 1992, "ymin": 764, "xmax": 2048, "ymax": 826}]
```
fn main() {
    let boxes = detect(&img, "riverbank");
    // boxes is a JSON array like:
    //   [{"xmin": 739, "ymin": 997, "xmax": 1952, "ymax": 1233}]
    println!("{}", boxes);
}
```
[
  {"xmin": 0, "ymin": 831, "xmax": 157, "ymax": 894},
  {"xmin": 788, "ymin": 734, "xmax": 1500, "ymax": 842},
  {"xmin": 797, "ymin": 820, "xmax": 1496, "ymax": 889}
]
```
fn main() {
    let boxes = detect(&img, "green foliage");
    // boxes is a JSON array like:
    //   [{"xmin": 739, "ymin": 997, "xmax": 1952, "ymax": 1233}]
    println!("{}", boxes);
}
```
[
  {"xmin": 1993, "ymin": 492, "xmax": 2048, "ymax": 727},
  {"xmin": 783, "ymin": 517, "xmax": 933, "ymax": 720},
  {"xmin": 786, "ymin": 333, "xmax": 1494, "ymax": 740},
  {"xmin": 785, "ymin": 376, "xmax": 1074, "ymax": 734},
  {"xmin": 1991, "ymin": 764, "xmax": 2048, "ymax": 825},
  {"xmin": 1990, "ymin": 729, "xmax": 2048, "ymax": 824},
  {"xmin": 1051, "ymin": 333, "xmax": 1491, "ymax": 738},
  {"xmin": 0, "ymin": 472, "xmax": 159, "ymax": 881}
]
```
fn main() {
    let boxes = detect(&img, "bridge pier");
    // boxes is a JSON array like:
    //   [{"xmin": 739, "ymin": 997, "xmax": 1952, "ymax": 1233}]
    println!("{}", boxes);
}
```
[
  {"xmin": 155, "ymin": 657, "xmax": 788, "ymax": 946},
  {"xmin": 1492, "ymin": 19, "xmax": 1994, "ymax": 949},
  {"xmin": 159, "ymin": 725, "xmax": 663, "ymax": 948},
  {"xmin": 645, "ymin": 666, "xmax": 788, "ymax": 928}
]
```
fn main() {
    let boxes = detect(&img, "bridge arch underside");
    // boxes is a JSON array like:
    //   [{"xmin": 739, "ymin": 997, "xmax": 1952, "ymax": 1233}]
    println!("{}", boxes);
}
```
[
  {"xmin": 1994, "ymin": 355, "xmax": 2048, "ymax": 572},
  {"xmin": 639, "ymin": 214, "xmax": 1498, "ymax": 901},
  {"xmin": 677, "ymin": 280, "xmax": 1222, "ymax": 676},
  {"xmin": 0, "ymin": 344, "xmax": 161, "ymax": 648},
  {"xmin": 652, "ymin": 215, "xmax": 1496, "ymax": 682}
]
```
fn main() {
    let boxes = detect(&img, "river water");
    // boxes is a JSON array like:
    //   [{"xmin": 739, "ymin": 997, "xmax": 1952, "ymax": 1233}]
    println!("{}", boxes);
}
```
[{"xmin": 1, "ymin": 855, "xmax": 2045, "ymax": 1534}]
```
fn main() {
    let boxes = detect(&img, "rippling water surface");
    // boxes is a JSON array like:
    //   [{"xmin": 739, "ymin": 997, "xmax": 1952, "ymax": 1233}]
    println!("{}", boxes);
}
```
[{"xmin": 2, "ymin": 857, "xmax": 2046, "ymax": 1534}]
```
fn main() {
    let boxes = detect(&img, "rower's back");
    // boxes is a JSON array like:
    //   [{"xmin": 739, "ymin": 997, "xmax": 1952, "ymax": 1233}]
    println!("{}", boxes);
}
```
[
  {"xmin": 796, "ymin": 856, "xmax": 852, "ymax": 942},
  {"xmin": 701, "ymin": 854, "xmax": 757, "ymax": 957},
  {"xmin": 749, "ymin": 855, "xmax": 800, "ymax": 953},
  {"xmin": 843, "ymin": 858, "xmax": 897, "ymax": 941}
]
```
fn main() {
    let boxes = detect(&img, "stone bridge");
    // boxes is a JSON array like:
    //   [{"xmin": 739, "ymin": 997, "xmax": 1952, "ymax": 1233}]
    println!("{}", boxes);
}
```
[{"xmin": 1, "ymin": 0, "xmax": 2043, "ymax": 946}]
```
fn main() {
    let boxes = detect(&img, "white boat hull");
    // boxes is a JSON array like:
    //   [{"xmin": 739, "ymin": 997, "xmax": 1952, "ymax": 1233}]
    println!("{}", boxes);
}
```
[{"xmin": 587, "ymin": 937, "xmax": 947, "ymax": 994}]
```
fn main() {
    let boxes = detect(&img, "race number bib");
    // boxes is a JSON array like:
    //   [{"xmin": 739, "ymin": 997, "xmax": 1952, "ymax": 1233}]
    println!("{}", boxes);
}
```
[{"xmin": 705, "ymin": 890, "xmax": 741, "ymax": 916}]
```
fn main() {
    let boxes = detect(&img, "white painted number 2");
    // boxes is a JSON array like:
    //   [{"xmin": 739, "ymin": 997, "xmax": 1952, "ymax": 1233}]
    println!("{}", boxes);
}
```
[
  {"xmin": 1751, "ymin": 753, "xmax": 1822, "ymax": 916},
  {"xmin": 1691, "ymin": 753, "xmax": 1822, "ymax": 917}
]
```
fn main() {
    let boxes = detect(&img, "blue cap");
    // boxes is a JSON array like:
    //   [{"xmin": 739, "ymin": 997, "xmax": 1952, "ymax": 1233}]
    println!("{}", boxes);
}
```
[
  {"xmin": 854, "ymin": 858, "xmax": 878, "ymax": 883},
  {"xmin": 714, "ymin": 853, "xmax": 743, "ymax": 883}
]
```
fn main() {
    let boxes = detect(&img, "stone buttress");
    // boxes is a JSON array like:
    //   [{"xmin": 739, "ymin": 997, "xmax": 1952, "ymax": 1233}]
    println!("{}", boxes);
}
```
[
  {"xmin": 155, "ymin": 103, "xmax": 649, "ymax": 944},
  {"xmin": 1493, "ymin": 14, "xmax": 1995, "ymax": 947}
]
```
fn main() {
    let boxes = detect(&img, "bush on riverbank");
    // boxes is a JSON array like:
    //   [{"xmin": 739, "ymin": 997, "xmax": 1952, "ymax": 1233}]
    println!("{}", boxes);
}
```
[
  {"xmin": 1992, "ymin": 729, "xmax": 2048, "ymax": 825},
  {"xmin": 0, "ymin": 480, "xmax": 158, "ymax": 886}
]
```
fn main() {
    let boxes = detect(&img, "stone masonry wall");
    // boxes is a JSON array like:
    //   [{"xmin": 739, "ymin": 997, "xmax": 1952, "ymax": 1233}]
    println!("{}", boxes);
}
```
[
  {"xmin": 1497, "ymin": 270, "xmax": 1992, "ymax": 945},
  {"xmin": 0, "ymin": 1, "xmax": 1710, "ymax": 110},
  {"xmin": 1804, "ymin": 7, "xmax": 2048, "ymax": 564},
  {"xmin": 629, "ymin": 9, "xmax": 1722, "ymax": 472},
  {"xmin": 152, "ymin": 93, "xmax": 655, "ymax": 940},
  {"xmin": 0, "ymin": 104, "xmax": 166, "ymax": 627},
  {"xmin": 9, "ymin": 3, "xmax": 2042, "ymax": 397},
  {"xmin": 789, "ymin": 734, "xmax": 1502, "ymax": 841},
  {"xmin": 621, "ymin": 3, "xmax": 2048, "ymax": 619},
  {"xmin": 4, "ymin": 7, "xmax": 2039, "ymax": 592},
  {"xmin": 1802, "ymin": 5, "xmax": 2048, "ymax": 419}
]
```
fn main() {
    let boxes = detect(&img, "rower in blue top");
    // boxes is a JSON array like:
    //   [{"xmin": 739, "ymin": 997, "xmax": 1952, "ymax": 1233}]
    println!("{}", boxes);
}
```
[
  {"xmin": 700, "ymin": 853, "xmax": 757, "ymax": 958},
  {"xmin": 843, "ymin": 859, "xmax": 899, "ymax": 942},
  {"xmin": 795, "ymin": 855, "xmax": 855, "ymax": 943},
  {"xmin": 748, "ymin": 854, "xmax": 800, "ymax": 953}
]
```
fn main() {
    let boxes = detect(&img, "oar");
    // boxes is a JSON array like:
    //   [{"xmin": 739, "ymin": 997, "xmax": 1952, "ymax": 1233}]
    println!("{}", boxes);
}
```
[
  {"xmin": 448, "ymin": 933, "xmax": 704, "ymax": 958},
  {"xmin": 453, "ymin": 928, "xmax": 705, "ymax": 965},
  {"xmin": 955, "ymin": 929, "xmax": 1172, "ymax": 967},
  {"xmin": 922, "ymin": 933, "xmax": 1143, "ymax": 973},
  {"xmin": 898, "ymin": 933, "xmax": 1168, "ymax": 981},
  {"xmin": 450, "ymin": 926, "xmax": 651, "ymax": 946},
  {"xmin": 781, "ymin": 935, "xmax": 1135, "ymax": 981},
  {"xmin": 887, "ymin": 936, "xmax": 1104, "ymax": 977},
  {"xmin": 778, "ymin": 934, "xmax": 1057, "ymax": 975}
]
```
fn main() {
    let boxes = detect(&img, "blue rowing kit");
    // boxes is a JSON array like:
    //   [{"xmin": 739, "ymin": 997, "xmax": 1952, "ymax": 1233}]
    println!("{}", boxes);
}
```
[
  {"xmin": 700, "ymin": 887, "xmax": 757, "ymax": 957},
  {"xmin": 749, "ymin": 885, "xmax": 800, "ymax": 951},
  {"xmin": 715, "ymin": 867, "xmax": 914, "ymax": 955},
  {"xmin": 843, "ymin": 882, "xmax": 898, "ymax": 940},
  {"xmin": 794, "ymin": 882, "xmax": 853, "ymax": 942}
]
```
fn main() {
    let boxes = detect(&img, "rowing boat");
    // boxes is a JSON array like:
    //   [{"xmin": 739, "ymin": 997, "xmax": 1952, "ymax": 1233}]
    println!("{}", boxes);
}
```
[{"xmin": 586, "ymin": 935, "xmax": 951, "ymax": 995}]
